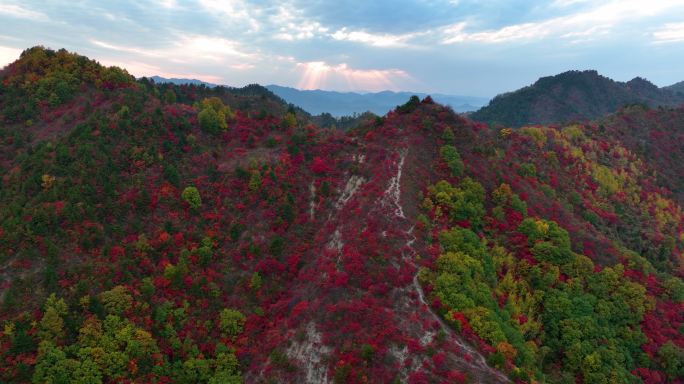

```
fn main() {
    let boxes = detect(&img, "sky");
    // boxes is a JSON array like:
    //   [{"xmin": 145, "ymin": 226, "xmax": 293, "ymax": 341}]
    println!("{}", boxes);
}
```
[{"xmin": 1, "ymin": 0, "xmax": 684, "ymax": 97}]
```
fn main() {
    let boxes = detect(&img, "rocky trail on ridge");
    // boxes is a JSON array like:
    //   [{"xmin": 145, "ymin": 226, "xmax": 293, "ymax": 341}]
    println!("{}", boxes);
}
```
[{"xmin": 246, "ymin": 131, "xmax": 508, "ymax": 382}]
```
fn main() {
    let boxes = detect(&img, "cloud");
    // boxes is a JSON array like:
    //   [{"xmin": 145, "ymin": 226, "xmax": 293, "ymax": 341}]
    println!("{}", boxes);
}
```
[
  {"xmin": 154, "ymin": 0, "xmax": 179, "ymax": 9},
  {"xmin": 91, "ymin": 40, "xmax": 153, "ymax": 57},
  {"xmin": 264, "ymin": 6, "xmax": 422, "ymax": 47},
  {"xmin": 296, "ymin": 61, "xmax": 411, "ymax": 91},
  {"xmin": 283, "ymin": 0, "xmax": 457, "ymax": 36},
  {"xmin": 653, "ymin": 22, "xmax": 684, "ymax": 43},
  {"xmin": 231, "ymin": 63, "xmax": 255, "ymax": 70},
  {"xmin": 330, "ymin": 28, "xmax": 418, "ymax": 47},
  {"xmin": 441, "ymin": 0, "xmax": 684, "ymax": 44},
  {"xmin": 0, "ymin": 3, "xmax": 47, "ymax": 21},
  {"xmin": 551, "ymin": 0, "xmax": 593, "ymax": 7},
  {"xmin": 271, "ymin": 6, "xmax": 328, "ymax": 41},
  {"xmin": 196, "ymin": 0, "xmax": 261, "ymax": 33},
  {"xmin": 442, "ymin": 21, "xmax": 547, "ymax": 44},
  {"xmin": 89, "ymin": 33, "xmax": 261, "ymax": 83},
  {"xmin": 176, "ymin": 35, "xmax": 254, "ymax": 61},
  {"xmin": 92, "ymin": 34, "xmax": 255, "ymax": 62}
]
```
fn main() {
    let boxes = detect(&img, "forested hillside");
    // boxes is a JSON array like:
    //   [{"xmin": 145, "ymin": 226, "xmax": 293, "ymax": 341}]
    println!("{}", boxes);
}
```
[
  {"xmin": 0, "ymin": 47, "xmax": 682, "ymax": 383},
  {"xmin": 471, "ymin": 70, "xmax": 684, "ymax": 127}
]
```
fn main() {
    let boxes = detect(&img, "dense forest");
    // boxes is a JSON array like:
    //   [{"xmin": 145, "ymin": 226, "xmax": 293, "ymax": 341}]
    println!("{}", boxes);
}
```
[{"xmin": 0, "ymin": 47, "xmax": 682, "ymax": 383}]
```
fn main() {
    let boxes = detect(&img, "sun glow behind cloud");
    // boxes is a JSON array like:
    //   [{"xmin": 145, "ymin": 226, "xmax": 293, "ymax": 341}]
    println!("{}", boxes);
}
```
[{"xmin": 296, "ymin": 61, "xmax": 410, "ymax": 92}]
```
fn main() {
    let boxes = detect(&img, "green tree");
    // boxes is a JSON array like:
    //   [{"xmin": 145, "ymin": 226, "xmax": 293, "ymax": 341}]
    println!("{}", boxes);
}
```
[
  {"xmin": 182, "ymin": 186, "xmax": 202, "ymax": 209},
  {"xmin": 197, "ymin": 97, "xmax": 231, "ymax": 134},
  {"xmin": 428, "ymin": 178, "xmax": 486, "ymax": 228},
  {"xmin": 198, "ymin": 108, "xmax": 224, "ymax": 135},
  {"xmin": 99, "ymin": 285, "xmax": 133, "ymax": 315},
  {"xmin": 72, "ymin": 358, "xmax": 103, "ymax": 383},
  {"xmin": 440, "ymin": 145, "xmax": 464, "ymax": 176},
  {"xmin": 658, "ymin": 341, "xmax": 684, "ymax": 379},
  {"xmin": 219, "ymin": 309, "xmax": 245, "ymax": 338},
  {"xmin": 248, "ymin": 170, "xmax": 262, "ymax": 192},
  {"xmin": 282, "ymin": 112, "xmax": 297, "ymax": 128},
  {"xmin": 32, "ymin": 341, "xmax": 73, "ymax": 384},
  {"xmin": 163, "ymin": 89, "xmax": 177, "ymax": 104},
  {"xmin": 442, "ymin": 126, "xmax": 455, "ymax": 144},
  {"xmin": 39, "ymin": 294, "xmax": 68, "ymax": 342}
]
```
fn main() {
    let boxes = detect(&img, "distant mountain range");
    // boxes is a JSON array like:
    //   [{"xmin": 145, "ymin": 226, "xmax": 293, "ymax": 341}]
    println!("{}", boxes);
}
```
[
  {"xmin": 146, "ymin": 76, "xmax": 488, "ymax": 116},
  {"xmin": 470, "ymin": 70, "xmax": 684, "ymax": 127},
  {"xmin": 148, "ymin": 75, "xmax": 216, "ymax": 87},
  {"xmin": 147, "ymin": 73, "xmax": 684, "ymax": 125},
  {"xmin": 264, "ymin": 85, "xmax": 489, "ymax": 116}
]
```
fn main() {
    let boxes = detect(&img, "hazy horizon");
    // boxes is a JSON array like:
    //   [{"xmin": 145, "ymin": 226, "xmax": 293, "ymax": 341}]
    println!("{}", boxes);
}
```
[{"xmin": 2, "ymin": 1, "xmax": 684, "ymax": 97}]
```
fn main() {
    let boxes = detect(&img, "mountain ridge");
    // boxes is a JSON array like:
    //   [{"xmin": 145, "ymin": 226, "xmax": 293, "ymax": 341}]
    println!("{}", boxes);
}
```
[
  {"xmin": 265, "ymin": 84, "xmax": 489, "ymax": 116},
  {"xmin": 471, "ymin": 69, "xmax": 684, "ymax": 127},
  {"xmin": 144, "ymin": 76, "xmax": 488, "ymax": 116},
  {"xmin": 147, "ymin": 75, "xmax": 216, "ymax": 87},
  {"xmin": 665, "ymin": 80, "xmax": 684, "ymax": 95}
]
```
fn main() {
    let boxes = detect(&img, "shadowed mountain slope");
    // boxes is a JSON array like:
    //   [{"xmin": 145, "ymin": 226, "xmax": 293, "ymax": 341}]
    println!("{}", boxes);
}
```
[{"xmin": 471, "ymin": 70, "xmax": 684, "ymax": 127}]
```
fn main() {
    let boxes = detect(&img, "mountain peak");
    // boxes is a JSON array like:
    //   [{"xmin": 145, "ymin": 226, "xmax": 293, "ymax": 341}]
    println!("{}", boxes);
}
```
[
  {"xmin": 626, "ymin": 76, "xmax": 658, "ymax": 88},
  {"xmin": 471, "ymin": 70, "xmax": 684, "ymax": 127}
]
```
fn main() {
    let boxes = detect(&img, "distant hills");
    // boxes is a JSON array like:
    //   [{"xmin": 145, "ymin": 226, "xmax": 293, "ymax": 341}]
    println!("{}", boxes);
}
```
[
  {"xmin": 147, "ymin": 76, "xmax": 487, "ymax": 116},
  {"xmin": 264, "ymin": 85, "xmax": 488, "ymax": 116},
  {"xmin": 665, "ymin": 80, "xmax": 684, "ymax": 95},
  {"xmin": 471, "ymin": 70, "xmax": 684, "ymax": 127},
  {"xmin": 148, "ymin": 75, "xmax": 216, "ymax": 87},
  {"xmin": 143, "ymin": 77, "xmax": 311, "ymax": 120}
]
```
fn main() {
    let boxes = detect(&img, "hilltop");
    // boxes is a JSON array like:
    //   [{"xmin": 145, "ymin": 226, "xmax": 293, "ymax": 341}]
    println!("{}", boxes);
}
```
[
  {"xmin": 471, "ymin": 70, "xmax": 684, "ymax": 127},
  {"xmin": 148, "ymin": 75, "xmax": 217, "ymax": 88},
  {"xmin": 665, "ymin": 80, "xmax": 684, "ymax": 95},
  {"xmin": 0, "ymin": 47, "xmax": 682, "ymax": 383}
]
